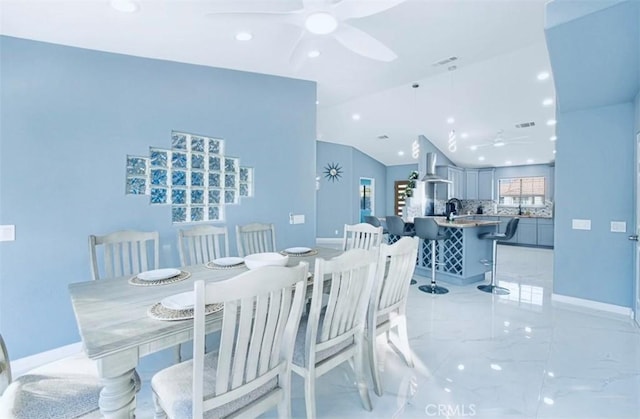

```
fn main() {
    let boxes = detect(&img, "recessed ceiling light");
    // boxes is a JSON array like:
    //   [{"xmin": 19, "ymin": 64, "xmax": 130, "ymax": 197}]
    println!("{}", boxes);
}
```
[
  {"xmin": 460, "ymin": 132, "xmax": 468, "ymax": 139},
  {"xmin": 542, "ymin": 98, "xmax": 554, "ymax": 106},
  {"xmin": 446, "ymin": 117, "xmax": 455, "ymax": 124},
  {"xmin": 553, "ymin": 149, "xmax": 556, "ymax": 154},
  {"xmin": 537, "ymin": 71, "xmax": 550, "ymax": 81},
  {"xmin": 315, "ymin": 100, "xmax": 319, "ymax": 105},
  {"xmin": 505, "ymin": 160, "xmax": 512, "ymax": 165},
  {"xmin": 110, "ymin": 0, "xmax": 138, "ymax": 12},
  {"xmin": 307, "ymin": 50, "xmax": 321, "ymax": 58},
  {"xmin": 526, "ymin": 158, "xmax": 534, "ymax": 164},
  {"xmin": 470, "ymin": 145, "xmax": 478, "ymax": 151},
  {"xmin": 398, "ymin": 151, "xmax": 405, "ymax": 156},
  {"xmin": 305, "ymin": 12, "xmax": 338, "ymax": 35},
  {"xmin": 235, "ymin": 31, "xmax": 253, "ymax": 41},
  {"xmin": 546, "ymin": 119, "xmax": 557, "ymax": 126},
  {"xmin": 550, "ymin": 135, "xmax": 557, "ymax": 141},
  {"xmin": 478, "ymin": 156, "xmax": 485, "ymax": 161},
  {"xmin": 352, "ymin": 113, "xmax": 361, "ymax": 121}
]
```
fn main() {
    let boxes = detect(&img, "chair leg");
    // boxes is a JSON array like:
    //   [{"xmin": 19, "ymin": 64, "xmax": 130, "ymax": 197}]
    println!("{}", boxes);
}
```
[
  {"xmin": 368, "ymin": 333, "xmax": 383, "ymax": 397},
  {"xmin": 395, "ymin": 318, "xmax": 413, "ymax": 368},
  {"xmin": 277, "ymin": 370, "xmax": 291, "ymax": 419},
  {"xmin": 353, "ymin": 336, "xmax": 373, "ymax": 411},
  {"xmin": 419, "ymin": 239, "xmax": 449, "ymax": 294},
  {"xmin": 477, "ymin": 240, "xmax": 509, "ymax": 295},
  {"xmin": 304, "ymin": 372, "xmax": 317, "ymax": 419}
]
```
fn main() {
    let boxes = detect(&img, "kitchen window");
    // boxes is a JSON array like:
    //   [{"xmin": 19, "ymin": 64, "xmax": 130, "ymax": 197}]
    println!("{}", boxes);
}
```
[{"xmin": 498, "ymin": 177, "xmax": 545, "ymax": 207}]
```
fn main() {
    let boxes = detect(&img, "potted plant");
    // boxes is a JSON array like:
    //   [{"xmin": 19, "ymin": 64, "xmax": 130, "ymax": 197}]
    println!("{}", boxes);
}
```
[{"xmin": 403, "ymin": 170, "xmax": 419, "ymax": 200}]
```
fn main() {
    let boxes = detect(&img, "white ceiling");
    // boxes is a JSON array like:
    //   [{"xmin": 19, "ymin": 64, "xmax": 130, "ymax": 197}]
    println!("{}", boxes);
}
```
[{"xmin": 0, "ymin": 0, "xmax": 557, "ymax": 168}]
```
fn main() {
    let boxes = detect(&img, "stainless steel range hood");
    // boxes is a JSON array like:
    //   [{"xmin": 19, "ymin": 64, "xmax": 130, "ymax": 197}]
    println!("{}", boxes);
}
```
[{"xmin": 421, "ymin": 152, "xmax": 452, "ymax": 183}]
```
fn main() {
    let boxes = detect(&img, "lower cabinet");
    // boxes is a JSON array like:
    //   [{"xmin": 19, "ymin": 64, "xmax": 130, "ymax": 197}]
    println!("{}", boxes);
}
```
[
  {"xmin": 517, "ymin": 218, "xmax": 537, "ymax": 245},
  {"xmin": 537, "ymin": 218, "xmax": 554, "ymax": 247},
  {"xmin": 474, "ymin": 216, "xmax": 553, "ymax": 247}
]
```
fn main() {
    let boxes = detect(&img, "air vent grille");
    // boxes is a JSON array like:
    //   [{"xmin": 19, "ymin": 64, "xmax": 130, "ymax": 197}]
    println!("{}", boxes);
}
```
[
  {"xmin": 377, "ymin": 134, "xmax": 390, "ymax": 140},
  {"xmin": 515, "ymin": 121, "xmax": 536, "ymax": 128},
  {"xmin": 432, "ymin": 56, "xmax": 458, "ymax": 67}
]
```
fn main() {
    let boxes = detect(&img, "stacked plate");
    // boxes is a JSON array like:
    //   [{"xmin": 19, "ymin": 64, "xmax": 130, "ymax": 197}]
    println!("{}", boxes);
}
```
[
  {"xmin": 206, "ymin": 257, "xmax": 245, "ymax": 269},
  {"xmin": 283, "ymin": 247, "xmax": 313, "ymax": 256},
  {"xmin": 137, "ymin": 268, "xmax": 181, "ymax": 281}
]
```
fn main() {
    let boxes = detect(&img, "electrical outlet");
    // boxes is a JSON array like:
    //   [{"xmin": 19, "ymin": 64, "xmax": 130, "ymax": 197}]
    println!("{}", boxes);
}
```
[
  {"xmin": 335, "ymin": 229, "xmax": 339, "ymax": 235},
  {"xmin": 0, "ymin": 225, "xmax": 15, "ymax": 242}
]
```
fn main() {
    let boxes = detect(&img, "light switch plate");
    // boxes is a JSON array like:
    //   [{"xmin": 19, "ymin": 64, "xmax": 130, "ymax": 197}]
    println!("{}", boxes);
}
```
[
  {"xmin": 0, "ymin": 225, "xmax": 16, "ymax": 242},
  {"xmin": 572, "ymin": 219, "xmax": 591, "ymax": 230},
  {"xmin": 292, "ymin": 214, "xmax": 305, "ymax": 224},
  {"xmin": 610, "ymin": 221, "xmax": 626, "ymax": 233}
]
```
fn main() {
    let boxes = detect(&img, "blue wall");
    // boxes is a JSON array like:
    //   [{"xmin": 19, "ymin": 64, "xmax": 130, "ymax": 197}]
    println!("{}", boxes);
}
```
[
  {"xmin": 316, "ymin": 141, "xmax": 387, "ymax": 237},
  {"xmin": 545, "ymin": 0, "xmax": 639, "ymax": 308},
  {"xmin": 0, "ymin": 36, "xmax": 317, "ymax": 358}
]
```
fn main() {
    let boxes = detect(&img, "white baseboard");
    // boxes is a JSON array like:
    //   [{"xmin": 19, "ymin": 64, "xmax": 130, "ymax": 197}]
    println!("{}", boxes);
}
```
[
  {"xmin": 552, "ymin": 293, "xmax": 634, "ymax": 318},
  {"xmin": 11, "ymin": 342, "xmax": 84, "ymax": 377},
  {"xmin": 315, "ymin": 238, "xmax": 342, "ymax": 249}
]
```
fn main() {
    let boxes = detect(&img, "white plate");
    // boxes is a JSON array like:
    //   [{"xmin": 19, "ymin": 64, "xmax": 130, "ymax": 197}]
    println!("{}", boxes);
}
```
[
  {"xmin": 161, "ymin": 291, "xmax": 194, "ymax": 310},
  {"xmin": 211, "ymin": 257, "xmax": 244, "ymax": 267},
  {"xmin": 285, "ymin": 247, "xmax": 312, "ymax": 254},
  {"xmin": 137, "ymin": 268, "xmax": 181, "ymax": 281}
]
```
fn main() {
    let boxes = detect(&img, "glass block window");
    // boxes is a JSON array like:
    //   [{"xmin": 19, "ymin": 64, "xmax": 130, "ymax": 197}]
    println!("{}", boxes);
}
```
[{"xmin": 125, "ymin": 131, "xmax": 254, "ymax": 223}]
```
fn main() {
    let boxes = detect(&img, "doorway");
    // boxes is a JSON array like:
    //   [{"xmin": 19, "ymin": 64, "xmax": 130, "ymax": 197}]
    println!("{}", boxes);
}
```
[
  {"xmin": 635, "ymin": 132, "xmax": 640, "ymax": 327},
  {"xmin": 359, "ymin": 178, "xmax": 374, "ymax": 222}
]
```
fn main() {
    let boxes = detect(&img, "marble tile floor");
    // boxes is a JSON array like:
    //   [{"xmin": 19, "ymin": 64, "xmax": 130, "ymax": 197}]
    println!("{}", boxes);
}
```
[{"xmin": 134, "ymin": 245, "xmax": 640, "ymax": 418}]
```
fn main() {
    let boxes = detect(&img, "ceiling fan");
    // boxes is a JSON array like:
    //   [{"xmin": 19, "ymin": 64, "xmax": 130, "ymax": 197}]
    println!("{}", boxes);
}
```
[
  {"xmin": 469, "ymin": 130, "xmax": 531, "ymax": 150},
  {"xmin": 206, "ymin": 0, "xmax": 406, "ymax": 68}
]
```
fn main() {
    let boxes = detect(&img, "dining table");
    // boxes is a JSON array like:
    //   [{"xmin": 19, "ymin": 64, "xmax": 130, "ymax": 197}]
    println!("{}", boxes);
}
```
[{"xmin": 68, "ymin": 246, "xmax": 341, "ymax": 419}]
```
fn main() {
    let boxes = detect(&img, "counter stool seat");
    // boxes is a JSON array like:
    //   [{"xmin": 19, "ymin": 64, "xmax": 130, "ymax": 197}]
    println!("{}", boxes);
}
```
[
  {"xmin": 414, "ymin": 218, "xmax": 450, "ymax": 295},
  {"xmin": 477, "ymin": 218, "xmax": 520, "ymax": 295}
]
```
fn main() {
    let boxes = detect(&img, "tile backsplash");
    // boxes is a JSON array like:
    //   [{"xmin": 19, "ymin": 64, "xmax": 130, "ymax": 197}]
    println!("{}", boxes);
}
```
[{"xmin": 460, "ymin": 199, "xmax": 554, "ymax": 217}]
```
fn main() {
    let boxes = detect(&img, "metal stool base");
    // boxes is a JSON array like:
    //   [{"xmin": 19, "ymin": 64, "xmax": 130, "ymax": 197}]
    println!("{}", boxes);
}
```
[
  {"xmin": 477, "ymin": 284, "xmax": 510, "ymax": 295},
  {"xmin": 410, "ymin": 279, "xmax": 417, "ymax": 285},
  {"xmin": 419, "ymin": 284, "xmax": 449, "ymax": 294}
]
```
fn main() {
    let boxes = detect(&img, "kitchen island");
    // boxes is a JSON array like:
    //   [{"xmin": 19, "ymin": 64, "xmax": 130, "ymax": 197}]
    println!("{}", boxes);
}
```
[{"xmin": 407, "ymin": 217, "xmax": 500, "ymax": 286}]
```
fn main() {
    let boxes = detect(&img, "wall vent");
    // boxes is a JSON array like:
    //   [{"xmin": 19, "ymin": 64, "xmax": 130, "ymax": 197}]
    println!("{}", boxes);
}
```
[
  {"xmin": 515, "ymin": 121, "xmax": 536, "ymax": 128},
  {"xmin": 377, "ymin": 134, "xmax": 390, "ymax": 140},
  {"xmin": 432, "ymin": 56, "xmax": 458, "ymax": 67}
]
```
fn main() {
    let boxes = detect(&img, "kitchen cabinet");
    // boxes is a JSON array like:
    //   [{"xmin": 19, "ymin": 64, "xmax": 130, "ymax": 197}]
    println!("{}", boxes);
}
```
[
  {"xmin": 465, "ymin": 170, "xmax": 479, "ymax": 200},
  {"xmin": 517, "ymin": 218, "xmax": 537, "ymax": 245},
  {"xmin": 478, "ymin": 169, "xmax": 494, "ymax": 200},
  {"xmin": 436, "ymin": 166, "xmax": 465, "ymax": 200},
  {"xmin": 537, "ymin": 218, "xmax": 554, "ymax": 247}
]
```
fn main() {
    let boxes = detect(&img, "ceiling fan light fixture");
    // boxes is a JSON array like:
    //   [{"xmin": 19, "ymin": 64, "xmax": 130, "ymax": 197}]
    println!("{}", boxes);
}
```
[
  {"xmin": 110, "ymin": 0, "xmax": 138, "ymax": 13},
  {"xmin": 493, "ymin": 140, "xmax": 506, "ymax": 147},
  {"xmin": 469, "ymin": 145, "xmax": 478, "ymax": 151},
  {"xmin": 307, "ymin": 50, "xmax": 321, "ymax": 58},
  {"xmin": 305, "ymin": 12, "xmax": 338, "ymax": 35},
  {"xmin": 235, "ymin": 31, "xmax": 253, "ymax": 41}
]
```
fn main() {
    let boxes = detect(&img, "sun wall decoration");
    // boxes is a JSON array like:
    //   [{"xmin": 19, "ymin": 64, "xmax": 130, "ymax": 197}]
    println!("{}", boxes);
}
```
[{"xmin": 323, "ymin": 162, "xmax": 343, "ymax": 182}]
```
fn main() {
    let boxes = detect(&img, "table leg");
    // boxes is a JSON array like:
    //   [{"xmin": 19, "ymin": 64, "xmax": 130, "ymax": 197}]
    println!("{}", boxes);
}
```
[{"xmin": 97, "ymin": 351, "xmax": 138, "ymax": 418}]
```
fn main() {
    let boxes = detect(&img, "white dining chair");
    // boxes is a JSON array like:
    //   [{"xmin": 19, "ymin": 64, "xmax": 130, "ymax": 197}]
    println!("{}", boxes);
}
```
[
  {"xmin": 367, "ymin": 236, "xmax": 419, "ymax": 396},
  {"xmin": 235, "ymin": 222, "xmax": 276, "ymax": 257},
  {"xmin": 291, "ymin": 248, "xmax": 377, "ymax": 418},
  {"xmin": 89, "ymin": 230, "xmax": 159, "ymax": 281},
  {"xmin": 151, "ymin": 262, "xmax": 308, "ymax": 419},
  {"xmin": 0, "ymin": 333, "xmax": 140, "ymax": 418},
  {"xmin": 177, "ymin": 224, "xmax": 229, "ymax": 266},
  {"xmin": 342, "ymin": 222, "xmax": 383, "ymax": 251}
]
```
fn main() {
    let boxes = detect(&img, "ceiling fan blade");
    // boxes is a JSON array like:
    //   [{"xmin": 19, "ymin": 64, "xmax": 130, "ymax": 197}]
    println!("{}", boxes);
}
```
[
  {"xmin": 333, "ymin": 24, "xmax": 397, "ymax": 62},
  {"xmin": 333, "ymin": 0, "xmax": 407, "ymax": 20},
  {"xmin": 289, "ymin": 33, "xmax": 317, "ymax": 70},
  {"xmin": 504, "ymin": 135, "xmax": 529, "ymax": 141}
]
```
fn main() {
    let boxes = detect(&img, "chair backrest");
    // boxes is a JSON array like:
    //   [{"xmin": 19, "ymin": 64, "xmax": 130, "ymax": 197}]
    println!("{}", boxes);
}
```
[
  {"xmin": 413, "ymin": 217, "xmax": 441, "ymax": 240},
  {"xmin": 385, "ymin": 215, "xmax": 406, "ymax": 236},
  {"xmin": 369, "ymin": 237, "xmax": 419, "ymax": 329},
  {"xmin": 191, "ymin": 263, "xmax": 308, "ymax": 418},
  {"xmin": 363, "ymin": 216, "xmax": 381, "ymax": 228},
  {"xmin": 503, "ymin": 217, "xmax": 520, "ymax": 240},
  {"xmin": 0, "ymin": 334, "xmax": 11, "ymax": 395},
  {"xmin": 89, "ymin": 230, "xmax": 159, "ymax": 280},
  {"xmin": 178, "ymin": 225, "xmax": 229, "ymax": 266},
  {"xmin": 303, "ymin": 248, "xmax": 377, "ymax": 366},
  {"xmin": 342, "ymin": 223, "xmax": 383, "ymax": 251},
  {"xmin": 235, "ymin": 223, "xmax": 276, "ymax": 257}
]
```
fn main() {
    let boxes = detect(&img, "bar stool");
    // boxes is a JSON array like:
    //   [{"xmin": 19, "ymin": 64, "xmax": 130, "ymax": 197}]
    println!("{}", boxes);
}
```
[
  {"xmin": 477, "ymin": 218, "xmax": 520, "ymax": 295},
  {"xmin": 385, "ymin": 215, "xmax": 417, "ymax": 284},
  {"xmin": 364, "ymin": 215, "xmax": 388, "ymax": 235},
  {"xmin": 414, "ymin": 218, "xmax": 450, "ymax": 294}
]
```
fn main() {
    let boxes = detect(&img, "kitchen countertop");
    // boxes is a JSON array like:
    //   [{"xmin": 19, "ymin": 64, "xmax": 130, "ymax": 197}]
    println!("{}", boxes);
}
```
[
  {"xmin": 413, "ymin": 217, "xmax": 501, "ymax": 228},
  {"xmin": 455, "ymin": 214, "xmax": 553, "ymax": 219}
]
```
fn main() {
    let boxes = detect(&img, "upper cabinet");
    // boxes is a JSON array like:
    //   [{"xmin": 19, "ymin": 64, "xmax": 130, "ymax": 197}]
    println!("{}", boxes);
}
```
[
  {"xmin": 435, "ymin": 166, "xmax": 465, "ymax": 200},
  {"xmin": 463, "ymin": 168, "xmax": 494, "ymax": 200}
]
